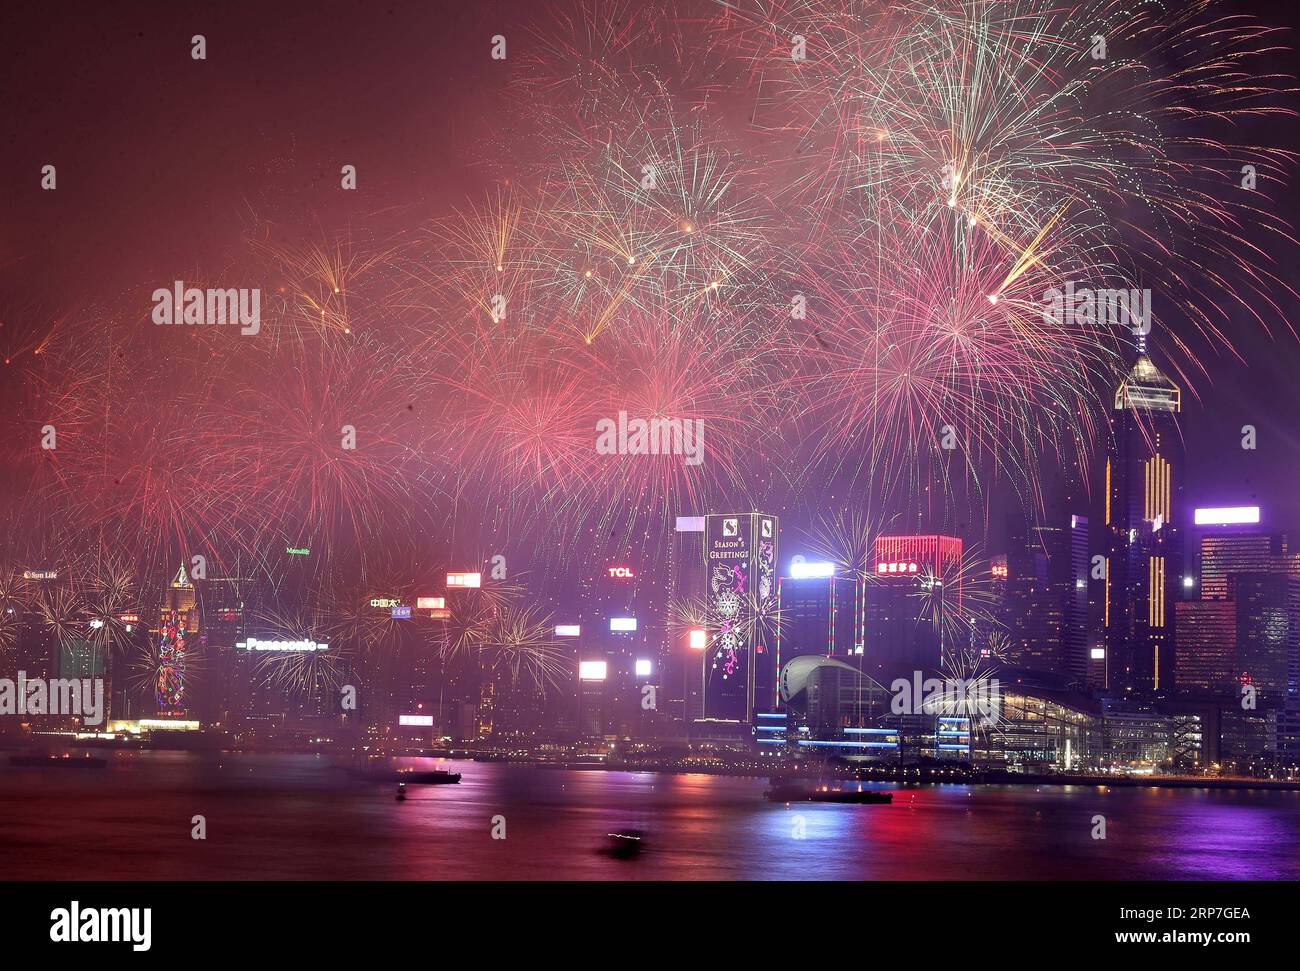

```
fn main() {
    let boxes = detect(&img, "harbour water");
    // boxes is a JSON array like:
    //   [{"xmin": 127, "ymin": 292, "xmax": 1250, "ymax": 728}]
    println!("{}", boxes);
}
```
[{"xmin": 1, "ymin": 752, "xmax": 1296, "ymax": 879}]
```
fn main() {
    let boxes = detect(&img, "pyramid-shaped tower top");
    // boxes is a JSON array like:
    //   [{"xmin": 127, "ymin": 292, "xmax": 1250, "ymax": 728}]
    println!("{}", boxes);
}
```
[
  {"xmin": 1114, "ymin": 353, "xmax": 1180, "ymax": 413},
  {"xmin": 171, "ymin": 564, "xmax": 191, "ymax": 588}
]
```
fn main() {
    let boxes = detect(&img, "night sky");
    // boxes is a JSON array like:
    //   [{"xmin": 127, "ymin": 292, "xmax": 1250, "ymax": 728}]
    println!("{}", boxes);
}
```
[{"xmin": 3, "ymin": 0, "xmax": 1300, "ymax": 584}]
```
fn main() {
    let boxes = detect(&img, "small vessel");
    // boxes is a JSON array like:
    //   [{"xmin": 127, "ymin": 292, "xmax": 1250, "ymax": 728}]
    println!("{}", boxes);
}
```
[
  {"xmin": 606, "ymin": 830, "xmax": 644, "ymax": 859},
  {"xmin": 765, "ymin": 783, "xmax": 892, "ymax": 804},
  {"xmin": 564, "ymin": 756, "xmax": 608, "ymax": 771},
  {"xmin": 396, "ymin": 768, "xmax": 461, "ymax": 785},
  {"xmin": 9, "ymin": 754, "xmax": 107, "ymax": 769},
  {"xmin": 343, "ymin": 761, "xmax": 461, "ymax": 784},
  {"xmin": 396, "ymin": 783, "xmax": 407, "ymax": 802}
]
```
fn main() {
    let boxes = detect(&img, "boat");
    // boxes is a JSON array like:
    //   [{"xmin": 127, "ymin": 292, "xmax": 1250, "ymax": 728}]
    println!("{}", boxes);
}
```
[
  {"xmin": 340, "ymin": 761, "xmax": 461, "ymax": 784},
  {"xmin": 605, "ymin": 829, "xmax": 644, "ymax": 858},
  {"xmin": 564, "ymin": 757, "xmax": 608, "ymax": 770},
  {"xmin": 9, "ymin": 754, "xmax": 107, "ymax": 769},
  {"xmin": 395, "ymin": 783, "xmax": 407, "ymax": 802},
  {"xmin": 395, "ymin": 768, "xmax": 461, "ymax": 785},
  {"xmin": 765, "ymin": 783, "xmax": 892, "ymax": 804}
]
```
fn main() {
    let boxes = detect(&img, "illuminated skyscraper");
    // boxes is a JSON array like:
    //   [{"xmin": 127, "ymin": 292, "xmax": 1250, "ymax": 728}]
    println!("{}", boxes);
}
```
[
  {"xmin": 1233, "ymin": 573, "xmax": 1300, "ymax": 704},
  {"xmin": 198, "ymin": 570, "xmax": 252, "ymax": 726},
  {"xmin": 1173, "ymin": 600, "xmax": 1237, "ymax": 694},
  {"xmin": 1101, "ymin": 350, "xmax": 1183, "ymax": 696},
  {"xmin": 1177, "ymin": 511, "xmax": 1293, "ymax": 705},
  {"xmin": 154, "ymin": 564, "xmax": 199, "ymax": 717},
  {"xmin": 865, "ymin": 535, "xmax": 963, "ymax": 679},
  {"xmin": 1199, "ymin": 531, "xmax": 1285, "ymax": 601},
  {"xmin": 776, "ymin": 564, "xmax": 860, "ymax": 708},
  {"xmin": 702, "ymin": 512, "xmax": 778, "ymax": 725},
  {"xmin": 670, "ymin": 516, "xmax": 707, "ymax": 604},
  {"xmin": 668, "ymin": 515, "xmax": 706, "ymax": 724},
  {"xmin": 575, "ymin": 560, "xmax": 649, "ymax": 739},
  {"xmin": 577, "ymin": 659, "xmax": 608, "ymax": 738},
  {"xmin": 15, "ymin": 571, "xmax": 60, "ymax": 722},
  {"xmin": 1000, "ymin": 516, "xmax": 1089, "ymax": 682}
]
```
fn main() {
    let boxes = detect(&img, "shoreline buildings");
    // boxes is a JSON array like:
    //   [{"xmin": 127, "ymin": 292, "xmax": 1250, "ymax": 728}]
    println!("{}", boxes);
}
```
[{"xmin": 8, "ymin": 340, "xmax": 1300, "ymax": 776}]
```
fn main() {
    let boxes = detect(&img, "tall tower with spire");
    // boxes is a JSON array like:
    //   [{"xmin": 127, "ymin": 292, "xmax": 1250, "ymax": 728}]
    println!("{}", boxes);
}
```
[
  {"xmin": 155, "ymin": 563, "xmax": 199, "ymax": 717},
  {"xmin": 1101, "ymin": 346, "xmax": 1183, "ymax": 696}
]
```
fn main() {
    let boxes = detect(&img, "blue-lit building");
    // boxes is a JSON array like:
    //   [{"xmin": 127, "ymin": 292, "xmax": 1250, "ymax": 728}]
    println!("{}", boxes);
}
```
[{"xmin": 775, "ymin": 562, "xmax": 861, "ymax": 698}]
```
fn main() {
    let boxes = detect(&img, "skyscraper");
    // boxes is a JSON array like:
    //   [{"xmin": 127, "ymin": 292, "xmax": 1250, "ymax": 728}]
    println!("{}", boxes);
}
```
[
  {"xmin": 775, "ymin": 565, "xmax": 860, "ymax": 709},
  {"xmin": 1067, "ymin": 514, "xmax": 1091, "ymax": 682},
  {"xmin": 702, "ymin": 512, "xmax": 778, "ymax": 725},
  {"xmin": 15, "ymin": 572, "xmax": 60, "ymax": 725},
  {"xmin": 1000, "ymin": 516, "xmax": 1089, "ymax": 681},
  {"xmin": 154, "ymin": 564, "xmax": 199, "ymax": 717},
  {"xmin": 1172, "ymin": 509, "xmax": 1293, "ymax": 708},
  {"xmin": 865, "ymin": 534, "xmax": 963, "ymax": 679},
  {"xmin": 1173, "ymin": 600, "xmax": 1236, "ymax": 694},
  {"xmin": 576, "ymin": 559, "xmax": 649, "ymax": 739},
  {"xmin": 1101, "ymin": 350, "xmax": 1183, "ymax": 696},
  {"xmin": 1233, "ymin": 573, "xmax": 1300, "ymax": 704},
  {"xmin": 197, "ymin": 569, "xmax": 253, "ymax": 727},
  {"xmin": 668, "ymin": 515, "xmax": 706, "ymax": 724},
  {"xmin": 1199, "ymin": 531, "xmax": 1285, "ymax": 601}
]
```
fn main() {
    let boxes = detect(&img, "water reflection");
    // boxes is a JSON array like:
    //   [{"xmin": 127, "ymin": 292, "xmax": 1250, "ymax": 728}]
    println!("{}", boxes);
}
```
[{"xmin": 1, "ymin": 753, "xmax": 1296, "ymax": 880}]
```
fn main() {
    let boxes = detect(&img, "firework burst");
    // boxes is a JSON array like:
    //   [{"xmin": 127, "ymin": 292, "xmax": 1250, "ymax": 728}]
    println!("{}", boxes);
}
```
[{"xmin": 473, "ymin": 604, "xmax": 572, "ymax": 692}]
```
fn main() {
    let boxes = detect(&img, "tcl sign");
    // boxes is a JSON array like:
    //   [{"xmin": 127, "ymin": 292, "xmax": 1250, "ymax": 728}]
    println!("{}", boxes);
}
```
[{"xmin": 607, "ymin": 566, "xmax": 635, "ymax": 579}]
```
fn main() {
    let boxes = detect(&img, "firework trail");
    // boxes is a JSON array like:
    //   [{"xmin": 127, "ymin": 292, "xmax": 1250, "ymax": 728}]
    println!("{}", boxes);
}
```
[
  {"xmin": 249, "ymin": 604, "xmax": 348, "ymax": 698},
  {"xmin": 473, "ymin": 604, "xmax": 572, "ymax": 692}
]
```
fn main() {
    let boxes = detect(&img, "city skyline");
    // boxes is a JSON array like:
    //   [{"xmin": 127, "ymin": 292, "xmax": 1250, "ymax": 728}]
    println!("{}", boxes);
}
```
[{"xmin": 4, "ymin": 357, "xmax": 1297, "ymax": 768}]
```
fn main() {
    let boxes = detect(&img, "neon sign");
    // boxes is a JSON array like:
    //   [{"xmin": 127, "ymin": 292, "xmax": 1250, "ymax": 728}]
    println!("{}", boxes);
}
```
[
  {"xmin": 1193, "ymin": 506, "xmax": 1260, "ymax": 526},
  {"xmin": 789, "ymin": 560, "xmax": 835, "ymax": 579},
  {"xmin": 876, "ymin": 562, "xmax": 920, "ymax": 574},
  {"xmin": 236, "ymin": 638, "xmax": 328, "ymax": 652}
]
